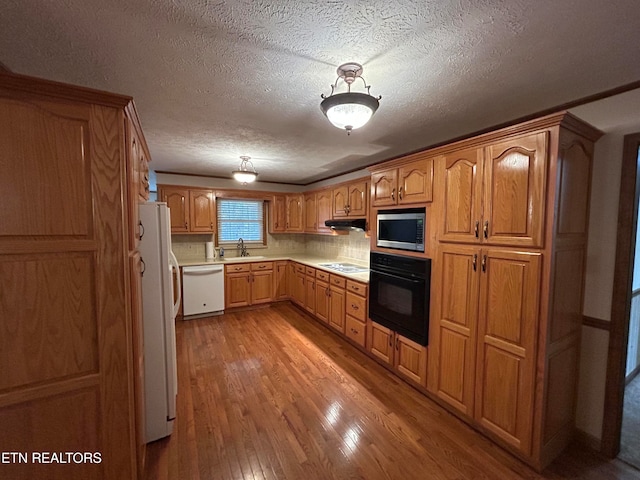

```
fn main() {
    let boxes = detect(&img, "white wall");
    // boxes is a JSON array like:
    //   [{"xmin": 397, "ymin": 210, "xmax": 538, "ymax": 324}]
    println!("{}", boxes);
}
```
[{"xmin": 577, "ymin": 128, "xmax": 639, "ymax": 440}]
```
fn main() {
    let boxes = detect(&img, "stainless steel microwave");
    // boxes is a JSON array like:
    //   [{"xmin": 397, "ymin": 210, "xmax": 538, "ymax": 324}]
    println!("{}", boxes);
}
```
[{"xmin": 376, "ymin": 208, "xmax": 425, "ymax": 252}]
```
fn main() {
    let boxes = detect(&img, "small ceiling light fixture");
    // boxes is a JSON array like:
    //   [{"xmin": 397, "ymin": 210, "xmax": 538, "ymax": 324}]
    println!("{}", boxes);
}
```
[
  {"xmin": 232, "ymin": 156, "xmax": 258, "ymax": 184},
  {"xmin": 320, "ymin": 62, "xmax": 381, "ymax": 135}
]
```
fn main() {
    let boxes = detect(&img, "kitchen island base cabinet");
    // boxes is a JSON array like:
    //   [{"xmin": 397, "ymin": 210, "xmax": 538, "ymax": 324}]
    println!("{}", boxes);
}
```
[{"xmin": 367, "ymin": 321, "xmax": 427, "ymax": 386}]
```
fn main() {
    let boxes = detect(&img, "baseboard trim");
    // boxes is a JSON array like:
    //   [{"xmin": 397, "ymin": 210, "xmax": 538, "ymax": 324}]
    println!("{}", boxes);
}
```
[
  {"xmin": 626, "ymin": 365, "xmax": 640, "ymax": 385},
  {"xmin": 574, "ymin": 428, "xmax": 602, "ymax": 452}
]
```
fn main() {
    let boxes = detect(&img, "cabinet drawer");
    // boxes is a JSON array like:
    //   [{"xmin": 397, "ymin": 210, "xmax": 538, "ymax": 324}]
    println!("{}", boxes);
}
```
[
  {"xmin": 225, "ymin": 263, "xmax": 250, "ymax": 273},
  {"xmin": 330, "ymin": 274, "xmax": 346, "ymax": 288},
  {"xmin": 251, "ymin": 261, "xmax": 273, "ymax": 271},
  {"xmin": 346, "ymin": 280, "xmax": 367, "ymax": 297},
  {"xmin": 316, "ymin": 270, "xmax": 330, "ymax": 282},
  {"xmin": 295, "ymin": 263, "xmax": 306, "ymax": 274},
  {"xmin": 306, "ymin": 266, "xmax": 315, "ymax": 276},
  {"xmin": 346, "ymin": 292, "xmax": 366, "ymax": 321},
  {"xmin": 345, "ymin": 316, "xmax": 366, "ymax": 347}
]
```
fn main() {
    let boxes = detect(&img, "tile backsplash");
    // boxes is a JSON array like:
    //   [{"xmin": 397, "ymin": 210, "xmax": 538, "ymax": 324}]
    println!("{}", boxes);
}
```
[{"xmin": 171, "ymin": 231, "xmax": 370, "ymax": 263}]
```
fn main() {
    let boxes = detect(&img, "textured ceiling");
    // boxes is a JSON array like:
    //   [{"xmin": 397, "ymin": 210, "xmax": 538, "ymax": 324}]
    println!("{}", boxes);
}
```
[{"xmin": 2, "ymin": 0, "xmax": 640, "ymax": 184}]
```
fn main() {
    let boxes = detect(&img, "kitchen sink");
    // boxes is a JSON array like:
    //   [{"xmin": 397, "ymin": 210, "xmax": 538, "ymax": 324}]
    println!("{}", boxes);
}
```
[{"xmin": 318, "ymin": 262, "xmax": 369, "ymax": 274}]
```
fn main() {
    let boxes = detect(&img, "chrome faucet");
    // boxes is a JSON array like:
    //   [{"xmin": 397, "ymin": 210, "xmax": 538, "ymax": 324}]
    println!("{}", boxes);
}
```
[{"xmin": 237, "ymin": 237, "xmax": 249, "ymax": 257}]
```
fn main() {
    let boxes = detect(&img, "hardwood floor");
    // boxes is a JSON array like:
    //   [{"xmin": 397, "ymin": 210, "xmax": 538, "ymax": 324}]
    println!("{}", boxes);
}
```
[{"xmin": 145, "ymin": 303, "xmax": 640, "ymax": 480}]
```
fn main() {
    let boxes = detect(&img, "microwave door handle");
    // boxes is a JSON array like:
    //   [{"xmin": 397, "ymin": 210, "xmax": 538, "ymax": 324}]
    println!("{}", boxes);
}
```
[{"xmin": 374, "ymin": 270, "xmax": 423, "ymax": 284}]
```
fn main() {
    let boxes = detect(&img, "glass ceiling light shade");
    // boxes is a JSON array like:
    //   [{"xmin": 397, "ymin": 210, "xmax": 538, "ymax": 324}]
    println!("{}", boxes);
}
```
[
  {"xmin": 232, "ymin": 156, "xmax": 258, "ymax": 184},
  {"xmin": 320, "ymin": 62, "xmax": 381, "ymax": 135}
]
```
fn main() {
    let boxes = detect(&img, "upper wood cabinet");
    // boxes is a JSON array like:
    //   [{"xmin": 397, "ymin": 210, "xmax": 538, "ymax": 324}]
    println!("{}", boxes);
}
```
[
  {"xmin": 160, "ymin": 186, "xmax": 189, "ymax": 232},
  {"xmin": 371, "ymin": 157, "xmax": 433, "ymax": 207},
  {"xmin": 286, "ymin": 194, "xmax": 304, "ymax": 232},
  {"xmin": 271, "ymin": 195, "xmax": 287, "ymax": 233},
  {"xmin": 333, "ymin": 181, "xmax": 368, "ymax": 217},
  {"xmin": 158, "ymin": 186, "xmax": 215, "ymax": 234},
  {"xmin": 304, "ymin": 193, "xmax": 317, "ymax": 233},
  {"xmin": 316, "ymin": 189, "xmax": 333, "ymax": 234},
  {"xmin": 440, "ymin": 131, "xmax": 547, "ymax": 248},
  {"xmin": 189, "ymin": 189, "xmax": 216, "ymax": 232}
]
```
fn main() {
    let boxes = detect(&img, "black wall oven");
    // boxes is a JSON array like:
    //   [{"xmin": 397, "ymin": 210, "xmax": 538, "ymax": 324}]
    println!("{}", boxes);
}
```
[{"xmin": 368, "ymin": 252, "xmax": 431, "ymax": 346}]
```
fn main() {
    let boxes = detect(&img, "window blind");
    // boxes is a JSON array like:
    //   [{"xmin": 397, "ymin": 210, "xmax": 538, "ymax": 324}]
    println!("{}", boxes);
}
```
[{"xmin": 217, "ymin": 198, "xmax": 264, "ymax": 243}]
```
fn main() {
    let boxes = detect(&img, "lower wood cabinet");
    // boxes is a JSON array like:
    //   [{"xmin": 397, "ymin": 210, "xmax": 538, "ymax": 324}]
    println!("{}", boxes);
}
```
[
  {"xmin": 274, "ymin": 261, "xmax": 288, "ymax": 300},
  {"xmin": 368, "ymin": 321, "xmax": 427, "ymax": 386},
  {"xmin": 315, "ymin": 271, "xmax": 330, "ymax": 323},
  {"xmin": 328, "ymin": 275, "xmax": 346, "ymax": 333},
  {"xmin": 428, "ymin": 244, "xmax": 541, "ymax": 456},
  {"xmin": 224, "ymin": 262, "xmax": 274, "ymax": 308},
  {"xmin": 305, "ymin": 267, "xmax": 316, "ymax": 314}
]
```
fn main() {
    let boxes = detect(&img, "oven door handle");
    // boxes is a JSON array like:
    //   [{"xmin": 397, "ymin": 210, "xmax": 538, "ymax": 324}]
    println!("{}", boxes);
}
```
[{"xmin": 372, "ymin": 270, "xmax": 424, "ymax": 284}]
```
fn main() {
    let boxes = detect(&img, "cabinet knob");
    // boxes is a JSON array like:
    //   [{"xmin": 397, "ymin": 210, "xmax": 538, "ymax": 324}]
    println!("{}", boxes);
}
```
[
  {"xmin": 398, "ymin": 186, "xmax": 403, "ymax": 200},
  {"xmin": 472, "ymin": 254, "xmax": 477, "ymax": 272},
  {"xmin": 351, "ymin": 304, "xmax": 359, "ymax": 310},
  {"xmin": 483, "ymin": 220, "xmax": 488, "ymax": 239},
  {"xmin": 474, "ymin": 221, "xmax": 479, "ymax": 238},
  {"xmin": 481, "ymin": 255, "xmax": 487, "ymax": 272},
  {"xmin": 391, "ymin": 188, "xmax": 395, "ymax": 201}
]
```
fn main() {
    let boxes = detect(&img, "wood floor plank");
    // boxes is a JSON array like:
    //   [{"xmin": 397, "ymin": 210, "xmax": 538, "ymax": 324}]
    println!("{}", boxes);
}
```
[{"xmin": 145, "ymin": 303, "xmax": 640, "ymax": 480}]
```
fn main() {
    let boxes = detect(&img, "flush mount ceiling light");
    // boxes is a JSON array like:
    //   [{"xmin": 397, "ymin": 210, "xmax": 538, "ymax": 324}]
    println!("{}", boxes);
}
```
[
  {"xmin": 232, "ymin": 156, "xmax": 258, "ymax": 184},
  {"xmin": 320, "ymin": 62, "xmax": 381, "ymax": 135}
]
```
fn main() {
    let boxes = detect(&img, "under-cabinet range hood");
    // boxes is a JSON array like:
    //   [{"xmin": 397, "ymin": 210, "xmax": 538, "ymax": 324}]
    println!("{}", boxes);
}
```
[{"xmin": 324, "ymin": 218, "xmax": 367, "ymax": 231}]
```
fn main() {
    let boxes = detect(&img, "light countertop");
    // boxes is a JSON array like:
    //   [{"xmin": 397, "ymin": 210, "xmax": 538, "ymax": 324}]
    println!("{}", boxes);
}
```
[{"xmin": 177, "ymin": 254, "xmax": 370, "ymax": 283}]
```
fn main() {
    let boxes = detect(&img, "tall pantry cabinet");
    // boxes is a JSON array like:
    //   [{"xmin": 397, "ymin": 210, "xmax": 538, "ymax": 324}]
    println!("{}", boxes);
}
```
[
  {"xmin": 426, "ymin": 113, "xmax": 601, "ymax": 469},
  {"xmin": 0, "ymin": 72, "xmax": 148, "ymax": 479}
]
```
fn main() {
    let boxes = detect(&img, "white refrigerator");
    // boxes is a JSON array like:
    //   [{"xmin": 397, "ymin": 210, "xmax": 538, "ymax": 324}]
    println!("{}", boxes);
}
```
[{"xmin": 138, "ymin": 202, "xmax": 181, "ymax": 443}]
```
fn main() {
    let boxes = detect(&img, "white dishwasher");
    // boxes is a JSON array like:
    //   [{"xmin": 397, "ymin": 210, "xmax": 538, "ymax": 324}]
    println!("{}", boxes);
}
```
[{"xmin": 182, "ymin": 264, "xmax": 225, "ymax": 317}]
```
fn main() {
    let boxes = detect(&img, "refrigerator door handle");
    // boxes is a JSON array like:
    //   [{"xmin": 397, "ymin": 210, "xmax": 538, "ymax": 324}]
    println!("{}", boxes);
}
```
[{"xmin": 169, "ymin": 250, "xmax": 181, "ymax": 320}]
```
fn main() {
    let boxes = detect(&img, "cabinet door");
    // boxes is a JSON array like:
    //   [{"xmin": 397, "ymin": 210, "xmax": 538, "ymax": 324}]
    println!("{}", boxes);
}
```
[
  {"xmin": 475, "ymin": 250, "xmax": 541, "ymax": 455},
  {"xmin": 427, "ymin": 245, "xmax": 479, "ymax": 416},
  {"xmin": 189, "ymin": 189, "xmax": 215, "ymax": 233},
  {"xmin": 398, "ymin": 158, "xmax": 433, "ymax": 204},
  {"xmin": 286, "ymin": 262, "xmax": 295, "ymax": 298},
  {"xmin": 160, "ymin": 187, "xmax": 189, "ymax": 232},
  {"xmin": 305, "ymin": 275, "xmax": 316, "ymax": 314},
  {"xmin": 371, "ymin": 169, "xmax": 398, "ymax": 207},
  {"xmin": 304, "ymin": 193, "xmax": 317, "ymax": 232},
  {"xmin": 293, "ymin": 271, "xmax": 306, "ymax": 306},
  {"xmin": 274, "ymin": 261, "xmax": 288, "ymax": 300},
  {"xmin": 328, "ymin": 286, "xmax": 346, "ymax": 333},
  {"xmin": 251, "ymin": 271, "xmax": 273, "ymax": 305},
  {"xmin": 129, "ymin": 251, "xmax": 146, "ymax": 477},
  {"xmin": 347, "ymin": 181, "xmax": 368, "ymax": 217},
  {"xmin": 483, "ymin": 132, "xmax": 547, "ymax": 248},
  {"xmin": 440, "ymin": 148, "xmax": 483, "ymax": 243},
  {"xmin": 316, "ymin": 190, "xmax": 333, "ymax": 234},
  {"xmin": 225, "ymin": 273, "xmax": 251, "ymax": 308},
  {"xmin": 394, "ymin": 334, "xmax": 427, "ymax": 386},
  {"xmin": 368, "ymin": 321, "xmax": 393, "ymax": 365},
  {"xmin": 315, "ymin": 280, "xmax": 330, "ymax": 323},
  {"xmin": 332, "ymin": 185, "xmax": 349, "ymax": 217},
  {"xmin": 286, "ymin": 194, "xmax": 304, "ymax": 232},
  {"xmin": 271, "ymin": 195, "xmax": 287, "ymax": 233}
]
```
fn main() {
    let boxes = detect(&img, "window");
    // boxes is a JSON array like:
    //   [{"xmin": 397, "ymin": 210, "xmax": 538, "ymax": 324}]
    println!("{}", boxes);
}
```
[{"xmin": 217, "ymin": 198, "xmax": 265, "ymax": 245}]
